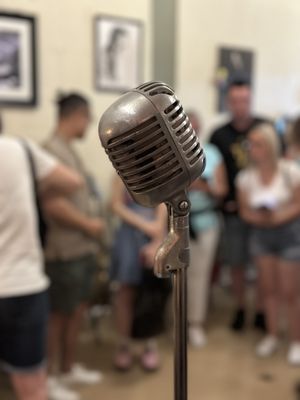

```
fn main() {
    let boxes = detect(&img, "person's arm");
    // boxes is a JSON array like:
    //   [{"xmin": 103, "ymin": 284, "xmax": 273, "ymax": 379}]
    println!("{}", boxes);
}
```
[
  {"xmin": 140, "ymin": 204, "xmax": 167, "ymax": 267},
  {"xmin": 43, "ymin": 196, "xmax": 105, "ymax": 238},
  {"xmin": 110, "ymin": 175, "xmax": 166, "ymax": 238},
  {"xmin": 271, "ymin": 185, "xmax": 300, "ymax": 226},
  {"xmin": 189, "ymin": 162, "xmax": 228, "ymax": 198},
  {"xmin": 26, "ymin": 140, "xmax": 83, "ymax": 195},
  {"xmin": 39, "ymin": 164, "xmax": 83, "ymax": 195},
  {"xmin": 210, "ymin": 162, "xmax": 228, "ymax": 198},
  {"xmin": 237, "ymin": 188, "xmax": 271, "ymax": 227}
]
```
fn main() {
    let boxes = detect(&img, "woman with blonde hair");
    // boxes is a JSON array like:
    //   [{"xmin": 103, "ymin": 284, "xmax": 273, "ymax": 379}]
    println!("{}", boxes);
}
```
[{"xmin": 237, "ymin": 123, "xmax": 300, "ymax": 365}]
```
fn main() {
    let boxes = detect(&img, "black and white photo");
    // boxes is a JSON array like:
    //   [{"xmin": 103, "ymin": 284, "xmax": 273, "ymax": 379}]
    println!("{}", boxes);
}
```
[
  {"xmin": 0, "ymin": 13, "xmax": 37, "ymax": 106},
  {"xmin": 94, "ymin": 16, "xmax": 143, "ymax": 92},
  {"xmin": 215, "ymin": 46, "xmax": 254, "ymax": 112}
]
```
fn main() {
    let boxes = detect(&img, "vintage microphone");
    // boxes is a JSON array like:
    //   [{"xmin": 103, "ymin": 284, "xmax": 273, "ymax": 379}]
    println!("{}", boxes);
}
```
[{"xmin": 98, "ymin": 81, "xmax": 205, "ymax": 400}]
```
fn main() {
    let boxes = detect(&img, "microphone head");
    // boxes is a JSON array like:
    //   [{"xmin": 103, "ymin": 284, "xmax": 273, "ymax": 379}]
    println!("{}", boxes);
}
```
[{"xmin": 98, "ymin": 81, "xmax": 205, "ymax": 207}]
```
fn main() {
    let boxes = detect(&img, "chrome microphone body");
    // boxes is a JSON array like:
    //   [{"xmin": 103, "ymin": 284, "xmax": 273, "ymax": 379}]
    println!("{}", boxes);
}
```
[
  {"xmin": 98, "ymin": 81, "xmax": 205, "ymax": 400},
  {"xmin": 98, "ymin": 81, "xmax": 205, "ymax": 209}
]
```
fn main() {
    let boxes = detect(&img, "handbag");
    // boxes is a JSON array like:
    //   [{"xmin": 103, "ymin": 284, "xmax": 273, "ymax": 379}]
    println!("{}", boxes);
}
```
[{"xmin": 131, "ymin": 268, "xmax": 172, "ymax": 340}]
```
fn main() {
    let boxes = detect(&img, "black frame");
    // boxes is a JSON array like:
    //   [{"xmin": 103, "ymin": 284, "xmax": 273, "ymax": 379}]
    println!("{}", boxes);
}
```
[
  {"xmin": 94, "ymin": 14, "xmax": 144, "ymax": 93},
  {"xmin": 0, "ymin": 12, "xmax": 37, "ymax": 107},
  {"xmin": 216, "ymin": 45, "xmax": 254, "ymax": 112}
]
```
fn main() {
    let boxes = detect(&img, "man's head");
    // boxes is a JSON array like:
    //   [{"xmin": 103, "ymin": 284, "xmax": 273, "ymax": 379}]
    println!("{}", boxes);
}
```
[
  {"xmin": 227, "ymin": 80, "xmax": 252, "ymax": 124},
  {"xmin": 56, "ymin": 93, "xmax": 90, "ymax": 139}
]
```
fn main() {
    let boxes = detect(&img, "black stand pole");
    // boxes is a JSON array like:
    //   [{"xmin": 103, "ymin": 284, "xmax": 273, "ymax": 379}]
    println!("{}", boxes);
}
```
[
  {"xmin": 155, "ymin": 199, "xmax": 190, "ymax": 400},
  {"xmin": 173, "ymin": 268, "xmax": 187, "ymax": 400}
]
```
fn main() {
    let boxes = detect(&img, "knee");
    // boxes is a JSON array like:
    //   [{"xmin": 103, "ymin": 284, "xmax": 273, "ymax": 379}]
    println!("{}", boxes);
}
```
[
  {"xmin": 12, "ymin": 371, "xmax": 47, "ymax": 400},
  {"xmin": 116, "ymin": 285, "xmax": 135, "ymax": 303},
  {"xmin": 261, "ymin": 284, "xmax": 277, "ymax": 300},
  {"xmin": 280, "ymin": 287, "xmax": 297, "ymax": 304}
]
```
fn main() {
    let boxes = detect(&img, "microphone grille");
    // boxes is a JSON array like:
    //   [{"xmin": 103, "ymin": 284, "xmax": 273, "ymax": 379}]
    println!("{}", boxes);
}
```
[
  {"xmin": 163, "ymin": 99, "xmax": 202, "ymax": 167},
  {"xmin": 137, "ymin": 81, "xmax": 174, "ymax": 96},
  {"xmin": 99, "ymin": 81, "xmax": 205, "ymax": 205},
  {"xmin": 106, "ymin": 115, "xmax": 184, "ymax": 193}
]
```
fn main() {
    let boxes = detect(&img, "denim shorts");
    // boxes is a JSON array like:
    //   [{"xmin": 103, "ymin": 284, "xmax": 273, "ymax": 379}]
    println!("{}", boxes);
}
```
[
  {"xmin": 46, "ymin": 253, "xmax": 98, "ymax": 314},
  {"xmin": 250, "ymin": 218, "xmax": 300, "ymax": 262},
  {"xmin": 221, "ymin": 214, "xmax": 250, "ymax": 268},
  {"xmin": 0, "ymin": 290, "xmax": 49, "ymax": 373}
]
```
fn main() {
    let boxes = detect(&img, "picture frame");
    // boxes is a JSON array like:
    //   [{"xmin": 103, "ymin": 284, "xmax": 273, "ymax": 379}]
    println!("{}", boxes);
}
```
[
  {"xmin": 215, "ymin": 46, "xmax": 254, "ymax": 112},
  {"xmin": 94, "ymin": 15, "xmax": 143, "ymax": 93},
  {"xmin": 0, "ymin": 12, "xmax": 37, "ymax": 107}
]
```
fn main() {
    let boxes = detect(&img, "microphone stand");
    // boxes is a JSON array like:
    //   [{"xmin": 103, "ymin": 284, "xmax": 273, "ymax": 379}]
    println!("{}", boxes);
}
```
[{"xmin": 155, "ymin": 194, "xmax": 190, "ymax": 400}]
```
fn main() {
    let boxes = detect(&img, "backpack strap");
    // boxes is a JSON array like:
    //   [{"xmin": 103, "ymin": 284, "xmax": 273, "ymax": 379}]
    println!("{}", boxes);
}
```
[
  {"xmin": 19, "ymin": 139, "xmax": 47, "ymax": 247},
  {"xmin": 20, "ymin": 139, "xmax": 39, "ymax": 194}
]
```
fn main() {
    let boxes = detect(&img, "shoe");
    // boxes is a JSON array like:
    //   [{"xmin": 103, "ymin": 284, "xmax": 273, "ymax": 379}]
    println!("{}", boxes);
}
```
[
  {"xmin": 141, "ymin": 345, "xmax": 160, "ymax": 372},
  {"xmin": 256, "ymin": 335, "xmax": 279, "ymax": 358},
  {"xmin": 230, "ymin": 308, "xmax": 246, "ymax": 332},
  {"xmin": 48, "ymin": 377, "xmax": 80, "ymax": 400},
  {"xmin": 288, "ymin": 343, "xmax": 300, "ymax": 366},
  {"xmin": 188, "ymin": 326, "xmax": 207, "ymax": 348},
  {"xmin": 61, "ymin": 364, "xmax": 103, "ymax": 385},
  {"xmin": 253, "ymin": 312, "xmax": 267, "ymax": 332},
  {"xmin": 113, "ymin": 345, "xmax": 133, "ymax": 372}
]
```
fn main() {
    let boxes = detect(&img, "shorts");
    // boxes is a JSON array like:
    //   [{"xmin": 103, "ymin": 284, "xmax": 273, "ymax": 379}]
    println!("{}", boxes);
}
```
[
  {"xmin": 46, "ymin": 253, "xmax": 98, "ymax": 315},
  {"xmin": 0, "ymin": 290, "xmax": 49, "ymax": 373},
  {"xmin": 222, "ymin": 214, "xmax": 250, "ymax": 268},
  {"xmin": 250, "ymin": 218, "xmax": 300, "ymax": 262},
  {"xmin": 110, "ymin": 223, "xmax": 149, "ymax": 285}
]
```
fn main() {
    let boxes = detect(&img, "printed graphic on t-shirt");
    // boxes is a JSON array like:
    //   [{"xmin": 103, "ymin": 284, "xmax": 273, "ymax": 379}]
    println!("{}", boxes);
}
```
[{"xmin": 230, "ymin": 139, "xmax": 249, "ymax": 171}]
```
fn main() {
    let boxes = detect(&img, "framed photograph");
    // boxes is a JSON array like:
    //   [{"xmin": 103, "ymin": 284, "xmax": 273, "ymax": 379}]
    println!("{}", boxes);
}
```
[
  {"xmin": 94, "ymin": 15, "xmax": 143, "ymax": 92},
  {"xmin": 215, "ymin": 46, "xmax": 254, "ymax": 112},
  {"xmin": 0, "ymin": 12, "xmax": 37, "ymax": 107}
]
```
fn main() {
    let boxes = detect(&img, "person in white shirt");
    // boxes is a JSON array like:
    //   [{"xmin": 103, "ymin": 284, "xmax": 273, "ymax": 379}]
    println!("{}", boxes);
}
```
[
  {"xmin": 237, "ymin": 124, "xmax": 300, "ymax": 366},
  {"xmin": 0, "ymin": 135, "xmax": 82, "ymax": 400}
]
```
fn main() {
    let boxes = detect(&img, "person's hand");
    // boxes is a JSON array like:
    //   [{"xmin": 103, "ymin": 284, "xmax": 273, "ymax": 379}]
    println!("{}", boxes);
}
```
[
  {"xmin": 189, "ymin": 178, "xmax": 210, "ymax": 193},
  {"xmin": 140, "ymin": 240, "xmax": 161, "ymax": 268},
  {"xmin": 84, "ymin": 217, "xmax": 106, "ymax": 238},
  {"xmin": 223, "ymin": 201, "xmax": 238, "ymax": 213},
  {"xmin": 268, "ymin": 209, "xmax": 285, "ymax": 227},
  {"xmin": 255, "ymin": 209, "xmax": 273, "ymax": 227}
]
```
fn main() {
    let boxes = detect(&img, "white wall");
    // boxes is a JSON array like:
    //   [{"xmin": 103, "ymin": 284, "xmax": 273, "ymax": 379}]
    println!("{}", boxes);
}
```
[
  {"xmin": 176, "ymin": 0, "xmax": 300, "ymax": 134},
  {"xmin": 3, "ymin": 0, "xmax": 300, "ymax": 190},
  {"xmin": 1, "ymin": 0, "xmax": 152, "ymax": 194}
]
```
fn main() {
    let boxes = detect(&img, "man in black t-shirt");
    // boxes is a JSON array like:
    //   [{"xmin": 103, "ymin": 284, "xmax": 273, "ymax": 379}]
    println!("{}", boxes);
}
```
[{"xmin": 210, "ymin": 80, "xmax": 265, "ymax": 332}]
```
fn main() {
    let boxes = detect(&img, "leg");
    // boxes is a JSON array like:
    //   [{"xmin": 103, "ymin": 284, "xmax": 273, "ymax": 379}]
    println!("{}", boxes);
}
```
[
  {"xmin": 61, "ymin": 303, "xmax": 87, "ymax": 373},
  {"xmin": 223, "ymin": 215, "xmax": 249, "ymax": 330},
  {"xmin": 11, "ymin": 369, "xmax": 47, "ymax": 400},
  {"xmin": 0, "ymin": 292, "xmax": 49, "ymax": 400},
  {"xmin": 253, "ymin": 273, "xmax": 267, "ymax": 332},
  {"xmin": 188, "ymin": 228, "xmax": 220, "ymax": 326},
  {"xmin": 255, "ymin": 255, "xmax": 281, "ymax": 358},
  {"xmin": 48, "ymin": 255, "xmax": 97, "ymax": 374},
  {"xmin": 231, "ymin": 268, "xmax": 245, "ymax": 309},
  {"xmin": 277, "ymin": 260, "xmax": 300, "ymax": 342},
  {"xmin": 256, "ymin": 255, "xmax": 279, "ymax": 337},
  {"xmin": 114, "ymin": 284, "xmax": 136, "ymax": 339},
  {"xmin": 47, "ymin": 312, "xmax": 65, "ymax": 373},
  {"xmin": 113, "ymin": 284, "xmax": 136, "ymax": 370}
]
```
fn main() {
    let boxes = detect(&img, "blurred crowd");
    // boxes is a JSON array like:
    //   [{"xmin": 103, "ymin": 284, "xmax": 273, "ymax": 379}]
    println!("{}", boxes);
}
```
[{"xmin": 1, "ymin": 81, "xmax": 300, "ymax": 400}]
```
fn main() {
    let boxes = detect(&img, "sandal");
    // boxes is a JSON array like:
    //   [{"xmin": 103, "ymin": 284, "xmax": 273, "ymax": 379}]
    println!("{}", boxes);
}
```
[
  {"xmin": 113, "ymin": 345, "xmax": 133, "ymax": 372},
  {"xmin": 141, "ymin": 345, "xmax": 160, "ymax": 372}
]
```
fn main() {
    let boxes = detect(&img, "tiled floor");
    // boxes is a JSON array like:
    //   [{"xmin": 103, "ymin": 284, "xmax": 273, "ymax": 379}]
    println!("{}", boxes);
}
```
[{"xmin": 1, "ymin": 287, "xmax": 300, "ymax": 400}]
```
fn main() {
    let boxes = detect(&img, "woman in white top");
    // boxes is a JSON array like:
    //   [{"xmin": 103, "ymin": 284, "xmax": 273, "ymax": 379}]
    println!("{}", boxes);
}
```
[{"xmin": 237, "ymin": 124, "xmax": 300, "ymax": 365}]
